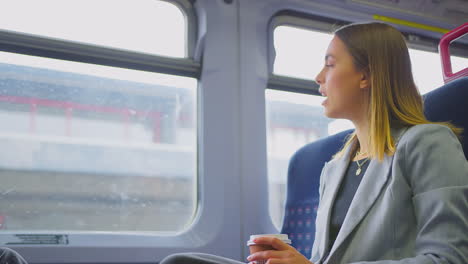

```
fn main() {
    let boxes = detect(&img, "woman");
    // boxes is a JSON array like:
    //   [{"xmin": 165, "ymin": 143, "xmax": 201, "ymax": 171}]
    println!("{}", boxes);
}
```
[{"xmin": 161, "ymin": 22, "xmax": 468, "ymax": 264}]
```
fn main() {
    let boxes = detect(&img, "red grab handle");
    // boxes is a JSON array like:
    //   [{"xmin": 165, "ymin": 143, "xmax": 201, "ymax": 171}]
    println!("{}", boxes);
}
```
[{"xmin": 439, "ymin": 22, "xmax": 468, "ymax": 84}]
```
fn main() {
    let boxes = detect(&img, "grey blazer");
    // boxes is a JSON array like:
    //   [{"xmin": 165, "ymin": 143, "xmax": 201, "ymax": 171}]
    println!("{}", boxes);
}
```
[{"xmin": 310, "ymin": 124, "xmax": 468, "ymax": 264}]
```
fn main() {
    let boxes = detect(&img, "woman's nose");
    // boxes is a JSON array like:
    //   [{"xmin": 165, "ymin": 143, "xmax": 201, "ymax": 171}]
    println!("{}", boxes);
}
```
[
  {"xmin": 315, "ymin": 71, "xmax": 323, "ymax": 85},
  {"xmin": 315, "ymin": 72, "xmax": 323, "ymax": 84}
]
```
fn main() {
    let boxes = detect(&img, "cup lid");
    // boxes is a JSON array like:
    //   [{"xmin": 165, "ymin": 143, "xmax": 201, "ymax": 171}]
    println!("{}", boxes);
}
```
[{"xmin": 246, "ymin": 234, "xmax": 291, "ymax": 246}]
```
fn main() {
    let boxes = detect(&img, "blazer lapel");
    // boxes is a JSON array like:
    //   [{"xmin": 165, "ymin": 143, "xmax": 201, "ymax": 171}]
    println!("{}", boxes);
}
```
[
  {"xmin": 317, "ymin": 145, "xmax": 354, "ymax": 261},
  {"xmin": 325, "ymin": 127, "xmax": 408, "ymax": 261},
  {"xmin": 326, "ymin": 153, "xmax": 393, "ymax": 261},
  {"xmin": 316, "ymin": 127, "xmax": 407, "ymax": 263}
]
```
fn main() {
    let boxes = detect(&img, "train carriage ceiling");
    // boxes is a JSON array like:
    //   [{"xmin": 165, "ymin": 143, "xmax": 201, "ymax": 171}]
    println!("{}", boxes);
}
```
[
  {"xmin": 347, "ymin": 0, "xmax": 468, "ymax": 26},
  {"xmin": 307, "ymin": 0, "xmax": 468, "ymax": 46}
]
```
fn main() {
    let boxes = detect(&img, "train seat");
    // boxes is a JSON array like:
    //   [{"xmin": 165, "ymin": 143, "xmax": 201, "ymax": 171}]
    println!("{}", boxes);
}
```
[
  {"xmin": 424, "ymin": 77, "xmax": 468, "ymax": 160},
  {"xmin": 281, "ymin": 76, "xmax": 468, "ymax": 258}
]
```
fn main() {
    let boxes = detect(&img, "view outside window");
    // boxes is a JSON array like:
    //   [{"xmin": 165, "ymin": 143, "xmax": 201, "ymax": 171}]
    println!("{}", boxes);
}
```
[
  {"xmin": 273, "ymin": 26, "xmax": 332, "ymax": 81},
  {"xmin": 0, "ymin": 0, "xmax": 197, "ymax": 233},
  {"xmin": 266, "ymin": 90, "xmax": 348, "ymax": 227},
  {"xmin": 409, "ymin": 49, "xmax": 467, "ymax": 93},
  {"xmin": 0, "ymin": 0, "xmax": 186, "ymax": 57},
  {"xmin": 0, "ymin": 52, "xmax": 197, "ymax": 232},
  {"xmin": 268, "ymin": 24, "xmax": 468, "ymax": 228}
]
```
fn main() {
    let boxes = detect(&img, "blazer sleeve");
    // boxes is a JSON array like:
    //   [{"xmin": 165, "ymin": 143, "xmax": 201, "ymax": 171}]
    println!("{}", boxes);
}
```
[{"xmin": 350, "ymin": 124, "xmax": 468, "ymax": 264}]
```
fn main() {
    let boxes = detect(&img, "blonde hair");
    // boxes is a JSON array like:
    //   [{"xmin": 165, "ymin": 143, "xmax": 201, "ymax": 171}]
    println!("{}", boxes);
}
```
[{"xmin": 333, "ymin": 22, "xmax": 462, "ymax": 161}]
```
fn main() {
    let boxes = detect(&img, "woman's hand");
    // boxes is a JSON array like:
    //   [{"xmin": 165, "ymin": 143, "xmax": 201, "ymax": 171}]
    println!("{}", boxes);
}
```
[{"xmin": 246, "ymin": 237, "xmax": 314, "ymax": 264}]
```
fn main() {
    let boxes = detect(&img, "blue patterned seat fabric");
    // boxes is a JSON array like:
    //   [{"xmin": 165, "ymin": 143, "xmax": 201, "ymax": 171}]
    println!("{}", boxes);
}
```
[{"xmin": 280, "ymin": 77, "xmax": 468, "ymax": 258}]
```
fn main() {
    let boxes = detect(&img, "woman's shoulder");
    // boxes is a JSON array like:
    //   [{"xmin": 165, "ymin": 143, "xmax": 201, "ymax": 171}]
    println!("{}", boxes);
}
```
[
  {"xmin": 393, "ymin": 123, "xmax": 463, "ymax": 156},
  {"xmin": 397, "ymin": 123, "xmax": 456, "ymax": 146},
  {"xmin": 395, "ymin": 124, "xmax": 468, "ymax": 193}
]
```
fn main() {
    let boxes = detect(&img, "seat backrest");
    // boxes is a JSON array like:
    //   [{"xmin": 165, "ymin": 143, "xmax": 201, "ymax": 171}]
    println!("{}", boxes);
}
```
[
  {"xmin": 280, "ymin": 129, "xmax": 353, "ymax": 257},
  {"xmin": 281, "ymin": 77, "xmax": 468, "ymax": 258},
  {"xmin": 424, "ymin": 77, "xmax": 468, "ymax": 159}
]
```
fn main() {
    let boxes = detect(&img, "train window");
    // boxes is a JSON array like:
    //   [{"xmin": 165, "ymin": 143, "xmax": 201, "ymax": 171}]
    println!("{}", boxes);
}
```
[
  {"xmin": 409, "ymin": 49, "xmax": 468, "ymax": 94},
  {"xmin": 0, "ymin": 51, "xmax": 197, "ymax": 232},
  {"xmin": 451, "ymin": 56, "xmax": 468, "ymax": 75},
  {"xmin": 0, "ymin": 0, "xmax": 186, "ymax": 57},
  {"xmin": 273, "ymin": 26, "xmax": 332, "ymax": 80}
]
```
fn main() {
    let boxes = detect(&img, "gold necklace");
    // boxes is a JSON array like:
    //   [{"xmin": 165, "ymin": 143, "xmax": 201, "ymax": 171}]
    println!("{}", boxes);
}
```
[
  {"xmin": 355, "ymin": 158, "xmax": 369, "ymax": 176},
  {"xmin": 355, "ymin": 149, "xmax": 367, "ymax": 157}
]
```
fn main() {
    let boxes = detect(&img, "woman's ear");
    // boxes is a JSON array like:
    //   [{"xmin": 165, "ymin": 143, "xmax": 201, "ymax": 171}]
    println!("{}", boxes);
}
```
[{"xmin": 359, "ymin": 72, "xmax": 370, "ymax": 89}]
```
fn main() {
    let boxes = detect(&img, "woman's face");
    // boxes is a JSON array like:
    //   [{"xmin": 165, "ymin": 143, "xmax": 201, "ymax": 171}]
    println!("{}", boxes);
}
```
[{"xmin": 315, "ymin": 35, "xmax": 369, "ymax": 120}]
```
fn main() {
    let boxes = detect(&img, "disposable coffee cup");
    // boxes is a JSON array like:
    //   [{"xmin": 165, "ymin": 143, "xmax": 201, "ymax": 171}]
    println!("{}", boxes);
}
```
[{"xmin": 247, "ymin": 234, "xmax": 292, "ymax": 259}]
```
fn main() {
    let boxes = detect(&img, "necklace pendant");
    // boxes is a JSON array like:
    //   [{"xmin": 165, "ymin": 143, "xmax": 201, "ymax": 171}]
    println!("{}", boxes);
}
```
[{"xmin": 356, "ymin": 167, "xmax": 362, "ymax": 176}]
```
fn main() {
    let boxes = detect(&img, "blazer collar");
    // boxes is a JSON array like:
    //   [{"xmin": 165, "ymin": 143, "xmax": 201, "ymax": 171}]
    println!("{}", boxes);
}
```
[
  {"xmin": 317, "ymin": 142, "xmax": 354, "ymax": 261},
  {"xmin": 320, "ymin": 126, "xmax": 408, "ymax": 263}
]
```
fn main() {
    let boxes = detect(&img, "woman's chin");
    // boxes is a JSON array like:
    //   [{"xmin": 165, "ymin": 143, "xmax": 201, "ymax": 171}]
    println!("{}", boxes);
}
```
[
  {"xmin": 323, "ymin": 109, "xmax": 341, "ymax": 119},
  {"xmin": 323, "ymin": 108, "xmax": 334, "ymax": 118}
]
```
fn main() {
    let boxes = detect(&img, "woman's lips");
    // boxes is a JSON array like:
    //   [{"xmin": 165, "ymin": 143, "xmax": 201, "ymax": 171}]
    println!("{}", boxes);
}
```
[{"xmin": 322, "ymin": 98, "xmax": 328, "ymax": 106}]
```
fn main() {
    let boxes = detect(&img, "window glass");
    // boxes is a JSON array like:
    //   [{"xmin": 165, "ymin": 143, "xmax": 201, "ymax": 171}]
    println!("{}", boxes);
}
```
[
  {"xmin": 0, "ymin": 51, "xmax": 197, "ymax": 232},
  {"xmin": 273, "ymin": 25, "xmax": 468, "ymax": 94},
  {"xmin": 410, "ymin": 49, "xmax": 467, "ymax": 93},
  {"xmin": 273, "ymin": 26, "xmax": 332, "ymax": 80},
  {"xmin": 266, "ymin": 90, "xmax": 353, "ymax": 228},
  {"xmin": 450, "ymin": 55, "xmax": 467, "ymax": 75},
  {"xmin": 0, "ymin": 0, "xmax": 186, "ymax": 57}
]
